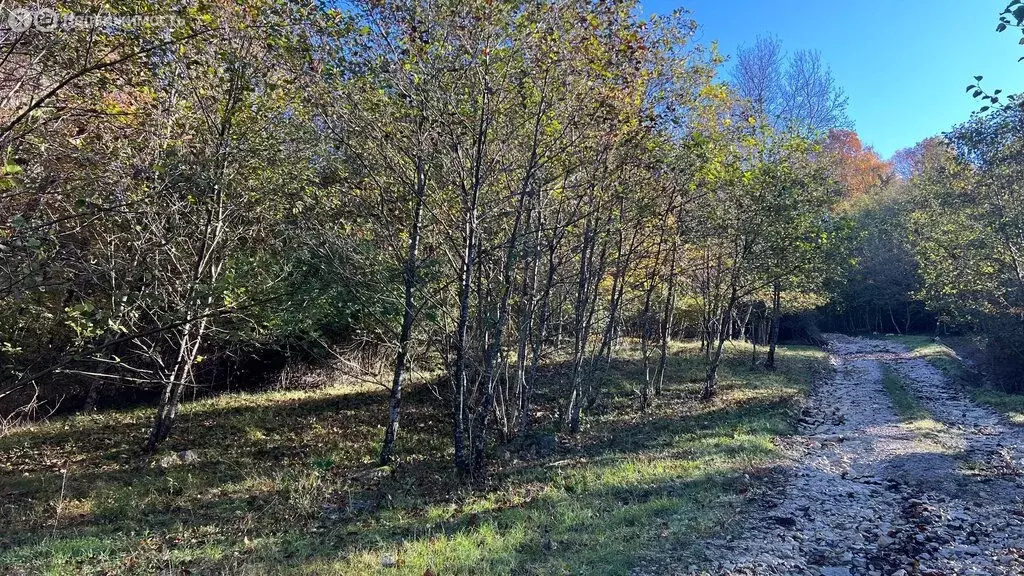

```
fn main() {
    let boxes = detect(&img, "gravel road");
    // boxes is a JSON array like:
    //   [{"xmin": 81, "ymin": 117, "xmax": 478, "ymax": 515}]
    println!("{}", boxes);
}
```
[{"xmin": 651, "ymin": 335, "xmax": 1024, "ymax": 576}]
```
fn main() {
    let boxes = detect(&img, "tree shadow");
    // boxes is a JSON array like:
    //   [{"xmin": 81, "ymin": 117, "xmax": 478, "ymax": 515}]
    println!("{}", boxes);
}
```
[{"xmin": 0, "ymin": 343, "xmax": 824, "ymax": 574}]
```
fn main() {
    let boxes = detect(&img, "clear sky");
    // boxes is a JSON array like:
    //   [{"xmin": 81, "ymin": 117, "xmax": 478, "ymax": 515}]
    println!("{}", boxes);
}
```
[{"xmin": 641, "ymin": 0, "xmax": 1024, "ymax": 159}]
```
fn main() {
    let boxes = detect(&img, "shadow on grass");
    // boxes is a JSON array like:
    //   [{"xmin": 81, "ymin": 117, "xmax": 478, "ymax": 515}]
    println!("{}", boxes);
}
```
[{"xmin": 0, "ymin": 342, "xmax": 826, "ymax": 575}]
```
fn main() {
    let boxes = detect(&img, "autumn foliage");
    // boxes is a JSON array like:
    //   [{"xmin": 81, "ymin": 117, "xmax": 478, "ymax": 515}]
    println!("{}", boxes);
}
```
[{"xmin": 823, "ymin": 129, "xmax": 892, "ymax": 200}]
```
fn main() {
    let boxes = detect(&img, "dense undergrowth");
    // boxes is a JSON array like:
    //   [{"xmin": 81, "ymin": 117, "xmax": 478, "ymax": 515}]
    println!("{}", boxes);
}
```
[{"xmin": 0, "ymin": 341, "xmax": 826, "ymax": 575}]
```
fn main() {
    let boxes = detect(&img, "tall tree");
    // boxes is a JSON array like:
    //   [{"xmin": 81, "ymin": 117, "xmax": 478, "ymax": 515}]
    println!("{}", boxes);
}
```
[
  {"xmin": 731, "ymin": 35, "xmax": 785, "ymax": 120},
  {"xmin": 729, "ymin": 39, "xmax": 849, "ymax": 134},
  {"xmin": 824, "ymin": 130, "xmax": 892, "ymax": 199}
]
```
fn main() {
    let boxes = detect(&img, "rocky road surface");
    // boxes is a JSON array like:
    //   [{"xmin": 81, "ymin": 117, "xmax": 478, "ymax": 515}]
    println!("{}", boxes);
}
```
[{"xmin": 663, "ymin": 335, "xmax": 1024, "ymax": 576}]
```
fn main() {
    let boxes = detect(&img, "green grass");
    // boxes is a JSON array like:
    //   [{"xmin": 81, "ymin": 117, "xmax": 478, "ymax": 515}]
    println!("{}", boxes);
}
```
[
  {"xmin": 965, "ymin": 389, "xmax": 1024, "ymax": 425},
  {"xmin": 885, "ymin": 334, "xmax": 1024, "ymax": 425},
  {"xmin": 0, "ymin": 341, "xmax": 827, "ymax": 575},
  {"xmin": 877, "ymin": 362, "xmax": 949, "ymax": 445},
  {"xmin": 880, "ymin": 363, "xmax": 931, "ymax": 422}
]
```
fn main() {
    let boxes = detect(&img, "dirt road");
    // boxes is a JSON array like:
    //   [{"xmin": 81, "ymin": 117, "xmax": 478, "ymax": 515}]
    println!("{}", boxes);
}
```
[{"xmin": 676, "ymin": 335, "xmax": 1024, "ymax": 576}]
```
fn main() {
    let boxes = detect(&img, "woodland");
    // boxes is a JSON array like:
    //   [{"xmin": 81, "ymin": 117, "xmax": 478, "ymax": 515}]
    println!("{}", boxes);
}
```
[{"xmin": 2, "ymin": 0, "xmax": 1024, "ymax": 574}]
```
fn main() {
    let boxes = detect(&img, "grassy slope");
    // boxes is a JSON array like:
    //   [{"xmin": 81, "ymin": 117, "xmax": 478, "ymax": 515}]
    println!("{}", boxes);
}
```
[
  {"xmin": 885, "ymin": 335, "xmax": 1024, "ymax": 425},
  {"xmin": 0, "ymin": 342, "xmax": 826, "ymax": 575}
]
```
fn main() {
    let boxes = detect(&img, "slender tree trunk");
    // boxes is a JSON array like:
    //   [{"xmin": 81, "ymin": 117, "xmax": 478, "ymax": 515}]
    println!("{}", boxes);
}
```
[
  {"xmin": 452, "ymin": 223, "xmax": 476, "ymax": 477},
  {"xmin": 751, "ymin": 308, "xmax": 760, "ymax": 366},
  {"xmin": 450, "ymin": 69, "xmax": 495, "ymax": 479},
  {"xmin": 581, "ymin": 214, "xmax": 614, "ymax": 407},
  {"xmin": 567, "ymin": 220, "xmax": 602, "ymax": 434},
  {"xmin": 555, "ymin": 300, "xmax": 565, "ymax": 350},
  {"xmin": 512, "ymin": 210, "xmax": 538, "ymax": 435},
  {"xmin": 703, "ymin": 301, "xmax": 734, "ymax": 400},
  {"xmin": 889, "ymin": 305, "xmax": 902, "ymax": 335},
  {"xmin": 593, "ymin": 227, "xmax": 626, "ymax": 376},
  {"xmin": 639, "ymin": 214, "xmax": 669, "ymax": 409},
  {"xmin": 148, "ymin": 319, "xmax": 205, "ymax": 452},
  {"xmin": 471, "ymin": 177, "xmax": 533, "ymax": 474},
  {"xmin": 147, "ymin": 216, "xmax": 222, "ymax": 451},
  {"xmin": 379, "ymin": 159, "xmax": 427, "ymax": 466},
  {"xmin": 654, "ymin": 242, "xmax": 677, "ymax": 396},
  {"xmin": 147, "ymin": 70, "xmax": 238, "ymax": 451},
  {"xmin": 521, "ymin": 236, "xmax": 557, "ymax": 436},
  {"xmin": 83, "ymin": 335, "xmax": 120, "ymax": 412},
  {"xmin": 765, "ymin": 282, "xmax": 781, "ymax": 371},
  {"xmin": 451, "ymin": 193, "xmax": 479, "ymax": 479},
  {"xmin": 591, "ymin": 266, "xmax": 621, "ymax": 372}
]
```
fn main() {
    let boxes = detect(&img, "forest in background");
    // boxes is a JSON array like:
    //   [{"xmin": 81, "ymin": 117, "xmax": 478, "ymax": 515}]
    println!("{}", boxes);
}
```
[{"xmin": 2, "ymin": 0, "xmax": 1024, "ymax": 478}]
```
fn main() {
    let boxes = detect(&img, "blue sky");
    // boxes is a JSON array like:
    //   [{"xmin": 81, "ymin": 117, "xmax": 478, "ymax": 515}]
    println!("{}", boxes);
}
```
[{"xmin": 642, "ymin": 0, "xmax": 1024, "ymax": 159}]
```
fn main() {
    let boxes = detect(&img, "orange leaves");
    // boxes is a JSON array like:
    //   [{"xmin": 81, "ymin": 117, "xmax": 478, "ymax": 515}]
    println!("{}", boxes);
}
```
[{"xmin": 823, "ymin": 129, "xmax": 892, "ymax": 199}]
